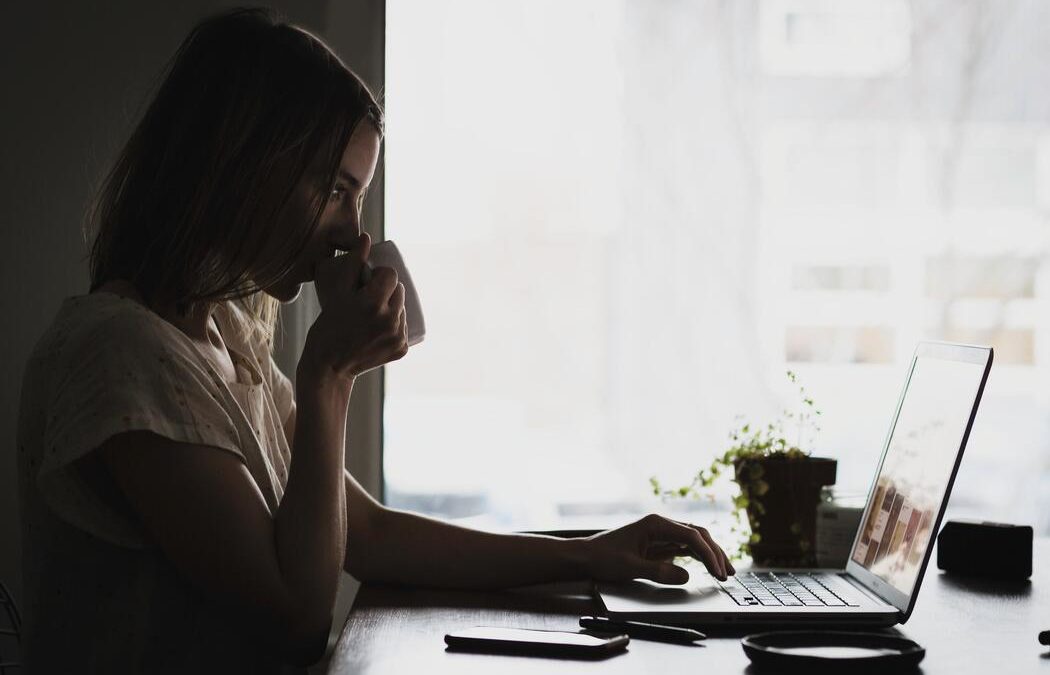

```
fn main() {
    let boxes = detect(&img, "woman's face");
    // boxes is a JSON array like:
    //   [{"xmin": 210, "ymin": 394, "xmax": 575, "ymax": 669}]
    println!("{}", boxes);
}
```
[{"xmin": 263, "ymin": 122, "xmax": 382, "ymax": 303}]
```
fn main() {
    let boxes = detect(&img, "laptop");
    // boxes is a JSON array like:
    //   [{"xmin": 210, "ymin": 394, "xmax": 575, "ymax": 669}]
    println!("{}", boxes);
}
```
[{"xmin": 597, "ymin": 341, "xmax": 993, "ymax": 627}]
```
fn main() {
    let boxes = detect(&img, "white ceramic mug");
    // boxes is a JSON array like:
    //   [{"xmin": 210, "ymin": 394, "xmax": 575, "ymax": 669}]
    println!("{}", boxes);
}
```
[{"xmin": 363, "ymin": 240, "xmax": 425, "ymax": 347}]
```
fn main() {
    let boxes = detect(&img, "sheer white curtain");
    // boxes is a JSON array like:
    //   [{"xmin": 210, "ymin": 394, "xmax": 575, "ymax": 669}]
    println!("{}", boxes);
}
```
[{"xmin": 384, "ymin": 0, "xmax": 1050, "ymax": 535}]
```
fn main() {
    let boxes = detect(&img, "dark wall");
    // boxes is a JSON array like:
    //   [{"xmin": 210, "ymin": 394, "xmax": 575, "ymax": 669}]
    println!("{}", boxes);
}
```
[{"xmin": 0, "ymin": 0, "xmax": 343, "ymax": 609}]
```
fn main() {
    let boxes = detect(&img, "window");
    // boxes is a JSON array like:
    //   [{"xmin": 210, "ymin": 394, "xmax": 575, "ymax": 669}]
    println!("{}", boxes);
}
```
[{"xmin": 384, "ymin": 0, "xmax": 1050, "ymax": 539}]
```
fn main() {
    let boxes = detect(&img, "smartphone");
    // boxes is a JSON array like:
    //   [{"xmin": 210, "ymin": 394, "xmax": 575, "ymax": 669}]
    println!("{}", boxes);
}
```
[{"xmin": 444, "ymin": 626, "xmax": 629, "ymax": 659}]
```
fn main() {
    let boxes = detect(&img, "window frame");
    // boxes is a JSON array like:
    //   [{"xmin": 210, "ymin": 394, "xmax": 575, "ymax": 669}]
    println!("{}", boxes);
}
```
[{"xmin": 273, "ymin": 0, "xmax": 387, "ymax": 503}]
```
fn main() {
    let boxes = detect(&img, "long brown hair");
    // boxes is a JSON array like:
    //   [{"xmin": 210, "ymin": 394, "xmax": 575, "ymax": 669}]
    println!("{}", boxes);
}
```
[{"xmin": 87, "ymin": 7, "xmax": 383, "ymax": 344}]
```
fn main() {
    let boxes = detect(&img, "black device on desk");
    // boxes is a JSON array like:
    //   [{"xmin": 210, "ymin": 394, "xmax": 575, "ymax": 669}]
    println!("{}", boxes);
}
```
[
  {"xmin": 937, "ymin": 520, "xmax": 1033, "ymax": 580},
  {"xmin": 444, "ymin": 626, "xmax": 629, "ymax": 659}
]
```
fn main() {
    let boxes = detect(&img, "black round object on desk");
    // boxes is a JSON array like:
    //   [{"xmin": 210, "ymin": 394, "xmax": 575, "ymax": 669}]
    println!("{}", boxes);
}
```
[{"xmin": 741, "ymin": 631, "xmax": 925, "ymax": 672}]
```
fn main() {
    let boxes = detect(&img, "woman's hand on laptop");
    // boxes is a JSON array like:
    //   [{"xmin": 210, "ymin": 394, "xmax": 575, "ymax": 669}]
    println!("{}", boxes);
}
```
[{"xmin": 583, "ymin": 514, "xmax": 734, "ymax": 583}]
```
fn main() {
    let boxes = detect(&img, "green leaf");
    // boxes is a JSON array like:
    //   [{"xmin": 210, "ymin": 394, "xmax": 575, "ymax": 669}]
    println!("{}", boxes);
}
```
[{"xmin": 646, "ymin": 369, "xmax": 822, "ymax": 563}]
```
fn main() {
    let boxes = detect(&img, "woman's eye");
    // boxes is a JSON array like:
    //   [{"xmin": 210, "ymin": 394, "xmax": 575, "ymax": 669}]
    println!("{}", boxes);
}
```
[{"xmin": 329, "ymin": 187, "xmax": 348, "ymax": 203}]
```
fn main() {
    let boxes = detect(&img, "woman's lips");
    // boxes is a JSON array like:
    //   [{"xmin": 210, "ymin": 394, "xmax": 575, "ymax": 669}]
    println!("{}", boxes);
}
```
[{"xmin": 306, "ymin": 250, "xmax": 338, "ymax": 282}]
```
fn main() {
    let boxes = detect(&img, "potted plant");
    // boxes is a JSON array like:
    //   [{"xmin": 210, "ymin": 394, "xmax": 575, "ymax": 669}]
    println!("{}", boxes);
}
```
[{"xmin": 650, "ymin": 371, "xmax": 836, "ymax": 566}]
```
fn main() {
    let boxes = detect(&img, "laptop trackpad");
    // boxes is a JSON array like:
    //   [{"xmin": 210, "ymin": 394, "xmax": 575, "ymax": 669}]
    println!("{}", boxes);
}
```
[{"xmin": 599, "ymin": 577, "xmax": 736, "ymax": 613}]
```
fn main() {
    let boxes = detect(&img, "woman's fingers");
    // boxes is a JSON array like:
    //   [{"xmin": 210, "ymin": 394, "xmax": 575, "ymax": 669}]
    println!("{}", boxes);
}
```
[
  {"xmin": 314, "ymin": 233, "xmax": 371, "ymax": 309},
  {"xmin": 335, "ymin": 232, "xmax": 372, "ymax": 295},
  {"xmin": 586, "ymin": 516, "xmax": 735, "ymax": 586},
  {"xmin": 722, "ymin": 545, "xmax": 735, "ymax": 576},
  {"xmin": 677, "ymin": 521, "xmax": 736, "ymax": 576},
  {"xmin": 366, "ymin": 266, "xmax": 399, "ymax": 305},
  {"xmin": 644, "ymin": 538, "xmax": 734, "ymax": 574},
  {"xmin": 644, "ymin": 542, "xmax": 688, "ymax": 558},
  {"xmin": 642, "ymin": 515, "xmax": 726, "ymax": 580},
  {"xmin": 643, "ymin": 543, "xmax": 690, "ymax": 561},
  {"xmin": 395, "ymin": 305, "xmax": 407, "ymax": 339},
  {"xmin": 636, "ymin": 559, "xmax": 689, "ymax": 585},
  {"xmin": 388, "ymin": 282, "xmax": 406, "ymax": 316}
]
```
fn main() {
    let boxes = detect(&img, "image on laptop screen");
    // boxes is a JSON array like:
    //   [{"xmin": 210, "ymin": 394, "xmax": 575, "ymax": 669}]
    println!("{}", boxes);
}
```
[{"xmin": 850, "ymin": 354, "xmax": 986, "ymax": 598}]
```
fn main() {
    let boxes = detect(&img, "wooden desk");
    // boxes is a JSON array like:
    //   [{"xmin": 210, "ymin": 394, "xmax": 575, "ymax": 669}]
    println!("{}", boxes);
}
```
[{"xmin": 329, "ymin": 539, "xmax": 1050, "ymax": 674}]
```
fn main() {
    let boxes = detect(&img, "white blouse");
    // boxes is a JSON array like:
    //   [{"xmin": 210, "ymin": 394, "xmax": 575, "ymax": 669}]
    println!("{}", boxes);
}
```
[{"xmin": 17, "ymin": 292, "xmax": 303, "ymax": 673}]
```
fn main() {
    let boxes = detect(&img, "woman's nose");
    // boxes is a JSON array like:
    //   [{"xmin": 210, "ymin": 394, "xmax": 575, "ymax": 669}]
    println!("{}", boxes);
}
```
[{"xmin": 329, "ymin": 217, "xmax": 361, "ymax": 250}]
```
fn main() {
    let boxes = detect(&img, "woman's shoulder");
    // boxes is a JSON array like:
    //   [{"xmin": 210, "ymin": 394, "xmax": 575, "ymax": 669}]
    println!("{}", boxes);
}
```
[
  {"xmin": 28, "ymin": 292, "xmax": 194, "ymax": 378},
  {"xmin": 62, "ymin": 291, "xmax": 175, "ymax": 342}
]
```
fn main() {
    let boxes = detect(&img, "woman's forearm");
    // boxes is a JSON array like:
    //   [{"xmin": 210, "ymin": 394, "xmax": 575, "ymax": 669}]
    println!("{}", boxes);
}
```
[
  {"xmin": 273, "ymin": 370, "xmax": 352, "ymax": 644},
  {"xmin": 344, "ymin": 496, "xmax": 734, "ymax": 590},
  {"xmin": 348, "ymin": 506, "xmax": 591, "ymax": 589}
]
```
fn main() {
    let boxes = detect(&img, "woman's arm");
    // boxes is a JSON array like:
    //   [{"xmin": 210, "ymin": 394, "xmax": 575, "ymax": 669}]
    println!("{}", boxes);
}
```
[
  {"xmin": 101, "ymin": 236, "xmax": 404, "ymax": 666},
  {"xmin": 344, "ymin": 483, "xmax": 732, "ymax": 589},
  {"xmin": 283, "ymin": 407, "xmax": 731, "ymax": 590},
  {"xmin": 346, "ymin": 493, "xmax": 589, "ymax": 588},
  {"xmin": 283, "ymin": 400, "xmax": 732, "ymax": 591},
  {"xmin": 100, "ymin": 369, "xmax": 352, "ymax": 666}
]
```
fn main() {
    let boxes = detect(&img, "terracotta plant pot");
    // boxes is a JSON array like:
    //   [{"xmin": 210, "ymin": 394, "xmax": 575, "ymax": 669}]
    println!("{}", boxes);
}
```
[{"xmin": 733, "ymin": 456, "xmax": 837, "ymax": 567}]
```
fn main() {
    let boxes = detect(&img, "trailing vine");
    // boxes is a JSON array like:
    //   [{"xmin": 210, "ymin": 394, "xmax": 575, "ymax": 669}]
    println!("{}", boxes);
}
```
[{"xmin": 650, "ymin": 371, "xmax": 822, "ymax": 560}]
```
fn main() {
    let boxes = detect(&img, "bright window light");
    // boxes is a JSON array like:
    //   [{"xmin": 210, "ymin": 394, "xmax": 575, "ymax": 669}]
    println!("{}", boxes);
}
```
[{"xmin": 384, "ymin": 0, "xmax": 1050, "ymax": 537}]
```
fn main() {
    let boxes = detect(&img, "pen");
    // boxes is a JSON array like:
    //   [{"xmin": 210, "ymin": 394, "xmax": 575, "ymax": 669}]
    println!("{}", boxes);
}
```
[{"xmin": 579, "ymin": 616, "xmax": 706, "ymax": 644}]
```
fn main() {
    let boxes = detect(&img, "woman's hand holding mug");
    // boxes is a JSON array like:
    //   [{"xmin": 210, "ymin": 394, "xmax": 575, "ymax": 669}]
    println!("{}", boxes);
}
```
[{"xmin": 302, "ymin": 233, "xmax": 408, "ymax": 384}]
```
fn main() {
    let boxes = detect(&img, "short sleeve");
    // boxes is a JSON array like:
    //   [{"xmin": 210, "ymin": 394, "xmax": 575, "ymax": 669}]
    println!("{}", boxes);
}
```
[{"xmin": 37, "ymin": 309, "xmax": 245, "ymax": 547}]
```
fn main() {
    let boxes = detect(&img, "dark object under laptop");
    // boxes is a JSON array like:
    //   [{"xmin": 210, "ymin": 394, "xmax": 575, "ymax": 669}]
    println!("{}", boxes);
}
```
[{"xmin": 936, "ymin": 520, "xmax": 1032, "ymax": 580}]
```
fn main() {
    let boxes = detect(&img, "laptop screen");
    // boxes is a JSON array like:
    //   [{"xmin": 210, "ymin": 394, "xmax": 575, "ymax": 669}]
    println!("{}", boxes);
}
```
[{"xmin": 849, "ymin": 353, "xmax": 987, "ymax": 598}]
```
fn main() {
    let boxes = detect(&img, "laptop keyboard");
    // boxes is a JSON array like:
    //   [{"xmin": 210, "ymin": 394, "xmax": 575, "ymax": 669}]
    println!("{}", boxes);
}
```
[{"xmin": 717, "ymin": 572, "xmax": 861, "ymax": 607}]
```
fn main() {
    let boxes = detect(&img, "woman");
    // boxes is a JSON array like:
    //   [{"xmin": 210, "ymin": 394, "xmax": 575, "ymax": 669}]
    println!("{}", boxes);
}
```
[{"xmin": 16, "ymin": 8, "xmax": 732, "ymax": 673}]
